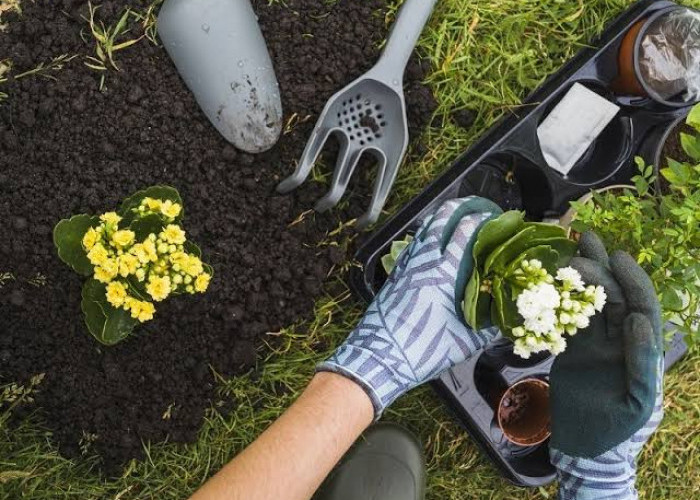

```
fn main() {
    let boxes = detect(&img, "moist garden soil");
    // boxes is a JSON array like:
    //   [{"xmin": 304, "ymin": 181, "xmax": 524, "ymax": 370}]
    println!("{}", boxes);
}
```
[{"xmin": 0, "ymin": 0, "xmax": 436, "ymax": 472}]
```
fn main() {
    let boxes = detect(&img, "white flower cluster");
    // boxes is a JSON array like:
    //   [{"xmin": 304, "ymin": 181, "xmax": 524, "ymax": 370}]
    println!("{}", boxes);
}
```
[{"xmin": 511, "ymin": 260, "xmax": 606, "ymax": 359}]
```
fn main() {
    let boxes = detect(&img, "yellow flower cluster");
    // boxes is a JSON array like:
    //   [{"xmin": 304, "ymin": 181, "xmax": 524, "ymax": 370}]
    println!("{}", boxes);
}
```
[
  {"xmin": 138, "ymin": 197, "xmax": 182, "ymax": 221},
  {"xmin": 81, "ymin": 199, "xmax": 211, "ymax": 324}
]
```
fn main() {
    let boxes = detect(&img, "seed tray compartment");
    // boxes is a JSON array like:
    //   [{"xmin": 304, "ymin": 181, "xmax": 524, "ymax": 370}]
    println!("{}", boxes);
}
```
[{"xmin": 349, "ymin": 0, "xmax": 691, "ymax": 487}]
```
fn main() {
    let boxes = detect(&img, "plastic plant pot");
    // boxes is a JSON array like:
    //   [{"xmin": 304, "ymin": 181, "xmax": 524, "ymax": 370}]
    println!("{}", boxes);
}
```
[
  {"xmin": 497, "ymin": 378, "xmax": 551, "ymax": 447},
  {"xmin": 615, "ymin": 6, "xmax": 700, "ymax": 107},
  {"xmin": 653, "ymin": 110, "xmax": 693, "ymax": 194},
  {"xmin": 559, "ymin": 184, "xmax": 635, "ymax": 232}
]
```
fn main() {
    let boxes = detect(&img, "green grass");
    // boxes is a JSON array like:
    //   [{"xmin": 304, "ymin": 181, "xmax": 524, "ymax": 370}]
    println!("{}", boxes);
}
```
[{"xmin": 2, "ymin": 0, "xmax": 700, "ymax": 498}]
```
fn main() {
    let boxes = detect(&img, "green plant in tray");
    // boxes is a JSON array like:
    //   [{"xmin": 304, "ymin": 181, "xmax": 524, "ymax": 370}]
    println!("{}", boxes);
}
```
[
  {"xmin": 571, "ymin": 105, "xmax": 700, "ymax": 343},
  {"xmin": 53, "ymin": 186, "xmax": 213, "ymax": 346}
]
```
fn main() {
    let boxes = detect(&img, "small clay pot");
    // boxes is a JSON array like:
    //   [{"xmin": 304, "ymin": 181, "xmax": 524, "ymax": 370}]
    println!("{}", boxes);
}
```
[
  {"xmin": 497, "ymin": 378, "xmax": 551, "ymax": 447},
  {"xmin": 615, "ymin": 6, "xmax": 700, "ymax": 107}
]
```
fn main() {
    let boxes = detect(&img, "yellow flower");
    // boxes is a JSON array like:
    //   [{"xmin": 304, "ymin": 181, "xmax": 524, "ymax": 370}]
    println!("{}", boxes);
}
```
[
  {"xmin": 161, "ymin": 224, "xmax": 186, "ymax": 245},
  {"xmin": 95, "ymin": 267, "xmax": 114, "ymax": 283},
  {"xmin": 137, "ymin": 301, "xmax": 155, "ymax": 322},
  {"xmin": 101, "ymin": 258, "xmax": 118, "ymax": 276},
  {"xmin": 117, "ymin": 254, "xmax": 139, "ymax": 277},
  {"xmin": 100, "ymin": 212, "xmax": 121, "ymax": 226},
  {"xmin": 170, "ymin": 251, "xmax": 188, "ymax": 268},
  {"xmin": 87, "ymin": 243, "xmax": 109, "ymax": 266},
  {"xmin": 106, "ymin": 282, "xmax": 128, "ymax": 307},
  {"xmin": 160, "ymin": 200, "xmax": 182, "ymax": 219},
  {"xmin": 111, "ymin": 229, "xmax": 135, "ymax": 248},
  {"xmin": 82, "ymin": 227, "xmax": 99, "ymax": 250},
  {"xmin": 194, "ymin": 273, "xmax": 211, "ymax": 293},
  {"xmin": 130, "ymin": 243, "xmax": 149, "ymax": 264},
  {"xmin": 183, "ymin": 255, "xmax": 203, "ymax": 276},
  {"xmin": 143, "ymin": 238, "xmax": 158, "ymax": 262},
  {"xmin": 146, "ymin": 275, "xmax": 171, "ymax": 302},
  {"xmin": 144, "ymin": 197, "xmax": 162, "ymax": 211}
]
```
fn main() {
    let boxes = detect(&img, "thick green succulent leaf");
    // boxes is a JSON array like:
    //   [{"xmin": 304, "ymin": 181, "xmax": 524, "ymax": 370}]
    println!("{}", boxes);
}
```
[
  {"xmin": 472, "ymin": 210, "xmax": 525, "ymax": 270},
  {"xmin": 380, "ymin": 235, "xmax": 413, "ymax": 275},
  {"xmin": 687, "ymin": 103, "xmax": 700, "ymax": 131},
  {"xmin": 505, "ymin": 245, "xmax": 560, "ymax": 290},
  {"xmin": 118, "ymin": 185, "xmax": 183, "ymax": 223},
  {"xmin": 680, "ymin": 132, "xmax": 700, "ymax": 162},
  {"xmin": 81, "ymin": 279, "xmax": 137, "ymax": 345},
  {"xmin": 130, "ymin": 213, "xmax": 164, "ymax": 241},
  {"xmin": 484, "ymin": 223, "xmax": 566, "ymax": 275},
  {"xmin": 491, "ymin": 277, "xmax": 521, "ymax": 338},
  {"xmin": 53, "ymin": 214, "xmax": 99, "ymax": 276},
  {"xmin": 463, "ymin": 268, "xmax": 492, "ymax": 330}
]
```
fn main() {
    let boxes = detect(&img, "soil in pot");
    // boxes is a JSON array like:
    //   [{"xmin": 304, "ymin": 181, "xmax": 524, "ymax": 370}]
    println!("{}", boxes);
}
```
[
  {"xmin": 658, "ymin": 120, "xmax": 696, "ymax": 193},
  {"xmin": 497, "ymin": 379, "xmax": 550, "ymax": 447},
  {"xmin": 0, "ymin": 0, "xmax": 437, "ymax": 473}
]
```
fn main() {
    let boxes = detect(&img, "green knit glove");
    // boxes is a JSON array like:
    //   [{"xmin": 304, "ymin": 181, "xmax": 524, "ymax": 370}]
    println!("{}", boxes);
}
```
[{"xmin": 550, "ymin": 232, "xmax": 663, "ymax": 458}]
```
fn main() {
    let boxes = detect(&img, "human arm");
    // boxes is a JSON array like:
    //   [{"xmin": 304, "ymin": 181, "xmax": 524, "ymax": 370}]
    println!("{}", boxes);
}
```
[
  {"xmin": 549, "ymin": 232, "xmax": 664, "ymax": 499},
  {"xmin": 190, "ymin": 372, "xmax": 373, "ymax": 500},
  {"xmin": 190, "ymin": 197, "xmax": 502, "ymax": 500}
]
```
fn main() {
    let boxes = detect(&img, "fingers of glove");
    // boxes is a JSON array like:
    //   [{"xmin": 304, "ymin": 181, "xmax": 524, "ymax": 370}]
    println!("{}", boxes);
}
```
[
  {"xmin": 439, "ymin": 197, "xmax": 502, "ymax": 252},
  {"xmin": 622, "ymin": 313, "xmax": 662, "ymax": 416},
  {"xmin": 610, "ymin": 251, "xmax": 662, "ymax": 338},
  {"xmin": 578, "ymin": 231, "xmax": 610, "ymax": 266},
  {"xmin": 570, "ymin": 257, "xmax": 624, "ymax": 304},
  {"xmin": 416, "ymin": 199, "xmax": 464, "ymax": 242}
]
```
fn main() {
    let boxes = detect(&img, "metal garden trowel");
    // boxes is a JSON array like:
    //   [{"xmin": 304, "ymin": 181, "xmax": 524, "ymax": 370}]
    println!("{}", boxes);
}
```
[
  {"xmin": 157, "ymin": 0, "xmax": 283, "ymax": 153},
  {"xmin": 277, "ymin": 0, "xmax": 438, "ymax": 229}
]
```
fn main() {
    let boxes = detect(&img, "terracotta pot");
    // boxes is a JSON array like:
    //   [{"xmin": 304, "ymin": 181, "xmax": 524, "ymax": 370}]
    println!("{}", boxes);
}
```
[
  {"xmin": 559, "ymin": 184, "xmax": 635, "ymax": 232},
  {"xmin": 497, "ymin": 378, "xmax": 551, "ymax": 447},
  {"xmin": 614, "ymin": 6, "xmax": 699, "ymax": 107}
]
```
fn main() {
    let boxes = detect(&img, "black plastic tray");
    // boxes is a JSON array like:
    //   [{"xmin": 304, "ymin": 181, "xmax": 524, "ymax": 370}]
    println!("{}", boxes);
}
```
[{"xmin": 349, "ymin": 0, "xmax": 691, "ymax": 487}]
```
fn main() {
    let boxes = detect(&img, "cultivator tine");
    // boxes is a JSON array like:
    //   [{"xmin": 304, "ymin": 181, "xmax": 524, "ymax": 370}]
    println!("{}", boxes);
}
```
[
  {"xmin": 315, "ymin": 147, "xmax": 364, "ymax": 213},
  {"xmin": 277, "ymin": 122, "xmax": 334, "ymax": 194},
  {"xmin": 356, "ymin": 149, "xmax": 405, "ymax": 230}
]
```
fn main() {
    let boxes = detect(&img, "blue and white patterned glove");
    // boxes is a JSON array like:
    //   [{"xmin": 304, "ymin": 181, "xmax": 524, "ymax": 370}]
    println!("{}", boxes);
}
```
[
  {"xmin": 551, "ymin": 384, "xmax": 663, "ymax": 500},
  {"xmin": 318, "ymin": 197, "xmax": 503, "ymax": 418}
]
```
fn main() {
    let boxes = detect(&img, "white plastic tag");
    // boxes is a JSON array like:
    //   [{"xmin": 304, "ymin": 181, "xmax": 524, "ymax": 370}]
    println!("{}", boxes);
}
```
[{"xmin": 537, "ymin": 83, "xmax": 620, "ymax": 176}]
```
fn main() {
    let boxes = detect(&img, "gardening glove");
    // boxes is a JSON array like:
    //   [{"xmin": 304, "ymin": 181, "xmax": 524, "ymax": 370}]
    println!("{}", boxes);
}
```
[
  {"xmin": 550, "ymin": 232, "xmax": 664, "ymax": 500},
  {"xmin": 318, "ymin": 197, "xmax": 503, "ymax": 418}
]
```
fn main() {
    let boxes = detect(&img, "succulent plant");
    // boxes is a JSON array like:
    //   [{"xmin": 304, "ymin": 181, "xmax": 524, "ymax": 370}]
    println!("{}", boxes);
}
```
[{"xmin": 381, "ymin": 235, "xmax": 414, "ymax": 275}]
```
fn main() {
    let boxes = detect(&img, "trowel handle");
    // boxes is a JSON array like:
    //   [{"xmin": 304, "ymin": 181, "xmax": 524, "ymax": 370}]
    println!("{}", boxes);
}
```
[{"xmin": 370, "ymin": 0, "xmax": 438, "ymax": 83}]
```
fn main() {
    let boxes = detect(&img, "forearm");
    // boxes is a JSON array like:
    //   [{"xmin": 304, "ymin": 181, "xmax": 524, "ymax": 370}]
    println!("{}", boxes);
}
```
[
  {"xmin": 552, "ymin": 449, "xmax": 637, "ymax": 500},
  {"xmin": 190, "ymin": 372, "xmax": 374, "ymax": 500}
]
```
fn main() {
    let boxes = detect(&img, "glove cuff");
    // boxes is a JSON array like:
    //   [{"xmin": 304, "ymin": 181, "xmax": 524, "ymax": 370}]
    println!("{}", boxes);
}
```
[
  {"xmin": 317, "ymin": 344, "xmax": 406, "ymax": 420},
  {"xmin": 551, "ymin": 448, "xmax": 638, "ymax": 500}
]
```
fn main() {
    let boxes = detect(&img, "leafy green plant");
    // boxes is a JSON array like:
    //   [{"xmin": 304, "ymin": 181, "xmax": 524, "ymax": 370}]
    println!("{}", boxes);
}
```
[
  {"xmin": 54, "ymin": 186, "xmax": 213, "ymax": 346},
  {"xmin": 381, "ymin": 235, "xmax": 413, "ymax": 274},
  {"xmin": 571, "ymin": 104, "xmax": 700, "ymax": 343}
]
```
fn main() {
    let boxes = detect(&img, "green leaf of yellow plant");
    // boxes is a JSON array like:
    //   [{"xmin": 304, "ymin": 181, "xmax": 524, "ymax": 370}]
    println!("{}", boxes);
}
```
[
  {"xmin": 130, "ymin": 213, "xmax": 164, "ymax": 241},
  {"xmin": 81, "ymin": 279, "xmax": 137, "ymax": 345},
  {"xmin": 53, "ymin": 214, "xmax": 99, "ymax": 276}
]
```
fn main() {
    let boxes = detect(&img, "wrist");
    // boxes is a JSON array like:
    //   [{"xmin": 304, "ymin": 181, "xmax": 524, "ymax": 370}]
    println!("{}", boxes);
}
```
[
  {"xmin": 551, "ymin": 448, "xmax": 638, "ymax": 500},
  {"xmin": 307, "ymin": 371, "xmax": 374, "ymax": 428}
]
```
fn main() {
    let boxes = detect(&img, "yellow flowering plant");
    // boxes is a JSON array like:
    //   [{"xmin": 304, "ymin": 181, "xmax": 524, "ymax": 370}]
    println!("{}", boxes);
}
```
[{"xmin": 53, "ymin": 186, "xmax": 213, "ymax": 345}]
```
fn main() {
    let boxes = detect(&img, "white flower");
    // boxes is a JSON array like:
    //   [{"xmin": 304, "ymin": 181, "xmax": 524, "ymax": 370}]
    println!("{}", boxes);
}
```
[
  {"xmin": 573, "ymin": 314, "xmax": 590, "ymax": 329},
  {"xmin": 593, "ymin": 286, "xmax": 607, "ymax": 312},
  {"xmin": 512, "ymin": 326, "xmax": 526, "ymax": 338},
  {"xmin": 524, "ymin": 308, "xmax": 558, "ymax": 335},
  {"xmin": 549, "ymin": 336, "xmax": 567, "ymax": 355},
  {"xmin": 556, "ymin": 267, "xmax": 586, "ymax": 291},
  {"xmin": 513, "ymin": 339, "xmax": 532, "ymax": 359},
  {"xmin": 582, "ymin": 303, "xmax": 596, "ymax": 317},
  {"xmin": 559, "ymin": 312, "xmax": 572, "ymax": 325}
]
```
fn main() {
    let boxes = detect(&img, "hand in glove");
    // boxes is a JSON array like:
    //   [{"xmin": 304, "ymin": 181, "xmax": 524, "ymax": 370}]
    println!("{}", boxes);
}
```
[
  {"xmin": 550, "ymin": 232, "xmax": 664, "ymax": 500},
  {"xmin": 318, "ymin": 197, "xmax": 502, "ymax": 418}
]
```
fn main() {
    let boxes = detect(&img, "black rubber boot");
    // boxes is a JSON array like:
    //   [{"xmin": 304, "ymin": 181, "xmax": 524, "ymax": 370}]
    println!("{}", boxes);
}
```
[{"xmin": 316, "ymin": 422, "xmax": 426, "ymax": 500}]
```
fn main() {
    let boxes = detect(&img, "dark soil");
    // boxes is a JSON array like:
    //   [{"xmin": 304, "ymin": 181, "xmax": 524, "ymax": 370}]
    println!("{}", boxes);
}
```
[
  {"xmin": 359, "ymin": 112, "xmax": 381, "ymax": 134},
  {"xmin": 0, "ymin": 0, "xmax": 436, "ymax": 472},
  {"xmin": 499, "ymin": 386, "xmax": 530, "ymax": 425},
  {"xmin": 658, "ymin": 120, "xmax": 695, "ymax": 193},
  {"xmin": 452, "ymin": 108, "xmax": 477, "ymax": 130}
]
